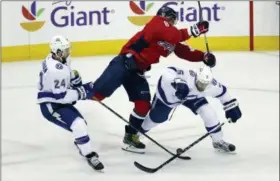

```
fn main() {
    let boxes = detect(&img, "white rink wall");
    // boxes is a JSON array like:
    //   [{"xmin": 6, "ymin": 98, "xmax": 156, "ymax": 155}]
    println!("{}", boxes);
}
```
[
  {"xmin": 1, "ymin": 1, "xmax": 279, "ymax": 46},
  {"xmin": 1, "ymin": 1, "xmax": 279, "ymax": 62}
]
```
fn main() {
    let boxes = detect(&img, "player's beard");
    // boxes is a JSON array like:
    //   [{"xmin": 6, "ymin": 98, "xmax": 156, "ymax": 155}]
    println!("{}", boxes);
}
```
[
  {"xmin": 195, "ymin": 80, "xmax": 209, "ymax": 92},
  {"xmin": 61, "ymin": 57, "xmax": 67, "ymax": 64}
]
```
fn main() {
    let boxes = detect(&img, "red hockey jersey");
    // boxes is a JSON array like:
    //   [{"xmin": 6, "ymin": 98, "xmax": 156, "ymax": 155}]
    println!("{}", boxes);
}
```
[{"xmin": 120, "ymin": 16, "xmax": 204, "ymax": 70}]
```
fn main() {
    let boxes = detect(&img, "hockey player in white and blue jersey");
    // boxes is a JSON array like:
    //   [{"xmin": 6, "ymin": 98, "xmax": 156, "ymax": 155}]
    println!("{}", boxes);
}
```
[
  {"xmin": 140, "ymin": 66, "xmax": 242, "ymax": 152},
  {"xmin": 37, "ymin": 35, "xmax": 104, "ymax": 170}
]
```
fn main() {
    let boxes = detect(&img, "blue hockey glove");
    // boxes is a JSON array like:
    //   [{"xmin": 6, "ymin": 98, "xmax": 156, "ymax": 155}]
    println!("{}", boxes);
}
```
[
  {"xmin": 223, "ymin": 98, "xmax": 242, "ymax": 123},
  {"xmin": 71, "ymin": 70, "xmax": 82, "ymax": 87},
  {"xmin": 171, "ymin": 79, "xmax": 189, "ymax": 100},
  {"xmin": 75, "ymin": 82, "xmax": 95, "ymax": 100}
]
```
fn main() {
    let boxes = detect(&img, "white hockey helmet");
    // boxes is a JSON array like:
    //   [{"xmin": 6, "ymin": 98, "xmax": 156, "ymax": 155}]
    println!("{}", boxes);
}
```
[
  {"xmin": 195, "ymin": 66, "xmax": 213, "ymax": 91},
  {"xmin": 50, "ymin": 35, "xmax": 71, "ymax": 59}
]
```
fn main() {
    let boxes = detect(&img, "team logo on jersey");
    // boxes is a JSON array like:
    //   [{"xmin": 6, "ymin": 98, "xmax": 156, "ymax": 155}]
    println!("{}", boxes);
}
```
[
  {"xmin": 20, "ymin": 1, "xmax": 45, "ymax": 32},
  {"xmin": 157, "ymin": 41, "xmax": 175, "ymax": 54},
  {"xmin": 128, "ymin": 1, "xmax": 154, "ymax": 26},
  {"xmin": 55, "ymin": 63, "xmax": 63, "ymax": 70}
]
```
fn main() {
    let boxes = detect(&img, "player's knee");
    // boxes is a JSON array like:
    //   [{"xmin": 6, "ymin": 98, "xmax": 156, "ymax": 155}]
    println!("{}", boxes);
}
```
[
  {"xmin": 149, "ymin": 109, "xmax": 169, "ymax": 123},
  {"xmin": 70, "ymin": 117, "xmax": 88, "ymax": 138},
  {"xmin": 184, "ymin": 97, "xmax": 208, "ymax": 114},
  {"xmin": 149, "ymin": 98, "xmax": 171, "ymax": 123},
  {"xmin": 134, "ymin": 100, "xmax": 151, "ymax": 117},
  {"xmin": 197, "ymin": 104, "xmax": 220, "ymax": 127},
  {"xmin": 92, "ymin": 93, "xmax": 105, "ymax": 101}
]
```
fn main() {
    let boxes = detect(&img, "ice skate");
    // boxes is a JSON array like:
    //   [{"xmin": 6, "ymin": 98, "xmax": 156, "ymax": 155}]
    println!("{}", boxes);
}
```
[
  {"xmin": 74, "ymin": 141, "xmax": 104, "ymax": 170},
  {"xmin": 122, "ymin": 133, "xmax": 145, "ymax": 154},
  {"xmin": 213, "ymin": 140, "xmax": 236, "ymax": 153},
  {"xmin": 85, "ymin": 152, "xmax": 104, "ymax": 171}
]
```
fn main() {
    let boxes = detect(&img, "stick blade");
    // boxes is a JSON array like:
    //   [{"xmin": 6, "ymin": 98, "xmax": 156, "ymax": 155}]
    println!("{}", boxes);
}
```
[
  {"xmin": 134, "ymin": 161, "xmax": 158, "ymax": 173},
  {"xmin": 178, "ymin": 155, "xmax": 192, "ymax": 160}
]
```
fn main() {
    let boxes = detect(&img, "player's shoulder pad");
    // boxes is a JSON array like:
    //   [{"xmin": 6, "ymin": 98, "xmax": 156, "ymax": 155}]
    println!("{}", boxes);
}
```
[
  {"xmin": 212, "ymin": 78, "xmax": 218, "ymax": 85},
  {"xmin": 47, "ymin": 60, "xmax": 65, "ymax": 74},
  {"xmin": 211, "ymin": 78, "xmax": 223, "ymax": 88},
  {"xmin": 189, "ymin": 69, "xmax": 197, "ymax": 77},
  {"xmin": 153, "ymin": 16, "xmax": 173, "ymax": 28}
]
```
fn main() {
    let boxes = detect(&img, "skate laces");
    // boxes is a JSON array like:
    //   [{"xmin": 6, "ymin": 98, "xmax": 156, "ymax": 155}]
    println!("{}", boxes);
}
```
[
  {"xmin": 220, "ymin": 140, "xmax": 229, "ymax": 146},
  {"xmin": 214, "ymin": 140, "xmax": 230, "ymax": 149},
  {"xmin": 90, "ymin": 156, "xmax": 101, "ymax": 166},
  {"xmin": 132, "ymin": 135, "xmax": 141, "ymax": 144}
]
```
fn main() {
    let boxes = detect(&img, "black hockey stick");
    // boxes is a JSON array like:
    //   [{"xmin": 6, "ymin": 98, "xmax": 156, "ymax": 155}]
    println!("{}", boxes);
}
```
[
  {"xmin": 198, "ymin": 1, "xmax": 210, "ymax": 53},
  {"xmin": 134, "ymin": 122, "xmax": 226, "ymax": 173},
  {"xmin": 97, "ymin": 101, "xmax": 191, "ymax": 160}
]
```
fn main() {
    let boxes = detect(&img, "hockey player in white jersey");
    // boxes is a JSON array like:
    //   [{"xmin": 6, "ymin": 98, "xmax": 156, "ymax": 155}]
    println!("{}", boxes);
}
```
[
  {"xmin": 37, "ymin": 35, "xmax": 104, "ymax": 170},
  {"xmin": 139, "ymin": 66, "xmax": 242, "ymax": 152}
]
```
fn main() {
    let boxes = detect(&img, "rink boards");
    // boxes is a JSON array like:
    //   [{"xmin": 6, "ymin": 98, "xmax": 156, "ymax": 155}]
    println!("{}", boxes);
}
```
[{"xmin": 1, "ymin": 1, "xmax": 280, "ymax": 62}]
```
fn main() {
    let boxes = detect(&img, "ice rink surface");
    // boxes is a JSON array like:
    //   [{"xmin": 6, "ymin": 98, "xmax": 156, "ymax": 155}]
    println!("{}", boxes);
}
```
[{"xmin": 2, "ymin": 51, "xmax": 279, "ymax": 181}]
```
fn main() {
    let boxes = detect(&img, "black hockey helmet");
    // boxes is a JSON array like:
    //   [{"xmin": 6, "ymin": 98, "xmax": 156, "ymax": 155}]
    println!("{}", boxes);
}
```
[{"xmin": 156, "ymin": 6, "xmax": 178, "ymax": 25}]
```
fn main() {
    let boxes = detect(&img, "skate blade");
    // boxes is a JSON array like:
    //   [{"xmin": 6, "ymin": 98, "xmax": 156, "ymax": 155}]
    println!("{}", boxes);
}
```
[
  {"xmin": 122, "ymin": 144, "xmax": 145, "ymax": 154},
  {"xmin": 87, "ymin": 163, "xmax": 105, "ymax": 173},
  {"xmin": 214, "ymin": 148, "xmax": 237, "ymax": 155}
]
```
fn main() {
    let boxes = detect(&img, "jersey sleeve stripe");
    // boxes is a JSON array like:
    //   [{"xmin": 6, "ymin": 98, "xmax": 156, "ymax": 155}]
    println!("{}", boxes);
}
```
[
  {"xmin": 215, "ymin": 86, "xmax": 227, "ymax": 98},
  {"xmin": 167, "ymin": 66, "xmax": 178, "ymax": 72}
]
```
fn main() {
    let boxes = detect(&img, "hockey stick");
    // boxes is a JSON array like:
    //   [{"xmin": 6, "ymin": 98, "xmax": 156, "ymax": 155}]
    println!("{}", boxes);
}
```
[
  {"xmin": 134, "ymin": 122, "xmax": 226, "ymax": 173},
  {"xmin": 168, "ymin": 106, "xmax": 177, "ymax": 121},
  {"xmin": 198, "ymin": 1, "xmax": 210, "ymax": 53},
  {"xmin": 97, "ymin": 101, "xmax": 191, "ymax": 160},
  {"xmin": 168, "ymin": 101, "xmax": 184, "ymax": 121}
]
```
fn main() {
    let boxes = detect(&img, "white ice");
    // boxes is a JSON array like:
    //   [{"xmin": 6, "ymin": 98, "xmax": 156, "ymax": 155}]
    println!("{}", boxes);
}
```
[{"xmin": 2, "ymin": 52, "xmax": 279, "ymax": 181}]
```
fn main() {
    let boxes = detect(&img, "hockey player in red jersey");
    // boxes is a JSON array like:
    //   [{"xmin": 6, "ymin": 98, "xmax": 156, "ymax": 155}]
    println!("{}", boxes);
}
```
[{"xmin": 91, "ymin": 6, "xmax": 216, "ymax": 153}]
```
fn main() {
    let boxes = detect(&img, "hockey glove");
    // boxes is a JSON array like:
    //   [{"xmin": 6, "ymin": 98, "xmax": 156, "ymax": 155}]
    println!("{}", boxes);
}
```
[
  {"xmin": 75, "ymin": 82, "xmax": 95, "ymax": 100},
  {"xmin": 71, "ymin": 70, "xmax": 82, "ymax": 87},
  {"xmin": 203, "ymin": 53, "xmax": 216, "ymax": 68},
  {"xmin": 190, "ymin": 21, "xmax": 209, "ymax": 37},
  {"xmin": 223, "ymin": 99, "xmax": 242, "ymax": 123},
  {"xmin": 171, "ymin": 79, "xmax": 189, "ymax": 100}
]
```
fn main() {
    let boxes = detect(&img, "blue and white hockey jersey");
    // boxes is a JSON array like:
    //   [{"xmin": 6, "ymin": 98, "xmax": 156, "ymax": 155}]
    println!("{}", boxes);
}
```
[
  {"xmin": 37, "ymin": 54, "xmax": 79, "ymax": 104},
  {"xmin": 156, "ymin": 67, "xmax": 233, "ymax": 107}
]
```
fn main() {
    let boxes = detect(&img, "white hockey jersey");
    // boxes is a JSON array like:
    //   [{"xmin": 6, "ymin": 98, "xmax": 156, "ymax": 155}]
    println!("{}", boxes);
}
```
[
  {"xmin": 156, "ymin": 67, "xmax": 232, "ymax": 107},
  {"xmin": 37, "ymin": 54, "xmax": 79, "ymax": 104}
]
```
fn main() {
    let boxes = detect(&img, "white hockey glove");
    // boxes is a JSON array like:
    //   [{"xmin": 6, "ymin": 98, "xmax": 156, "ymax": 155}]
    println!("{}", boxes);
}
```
[
  {"xmin": 74, "ymin": 82, "xmax": 95, "ymax": 100},
  {"xmin": 190, "ymin": 21, "xmax": 209, "ymax": 37},
  {"xmin": 71, "ymin": 70, "xmax": 82, "ymax": 87}
]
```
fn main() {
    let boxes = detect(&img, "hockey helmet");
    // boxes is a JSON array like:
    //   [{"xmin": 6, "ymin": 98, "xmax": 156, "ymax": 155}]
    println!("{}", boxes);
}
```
[
  {"xmin": 50, "ymin": 35, "xmax": 71, "ymax": 59},
  {"xmin": 156, "ymin": 6, "xmax": 178, "ymax": 25},
  {"xmin": 195, "ymin": 66, "xmax": 213, "ymax": 91}
]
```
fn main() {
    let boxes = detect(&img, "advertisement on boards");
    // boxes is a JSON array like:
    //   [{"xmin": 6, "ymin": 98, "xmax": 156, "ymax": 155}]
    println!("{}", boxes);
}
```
[
  {"xmin": 2, "ymin": 0, "xmax": 251, "ymax": 47},
  {"xmin": 127, "ymin": 1, "xmax": 225, "ymax": 26},
  {"xmin": 20, "ymin": 0, "xmax": 115, "ymax": 32},
  {"xmin": 19, "ymin": 1, "xmax": 226, "ymax": 32}
]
